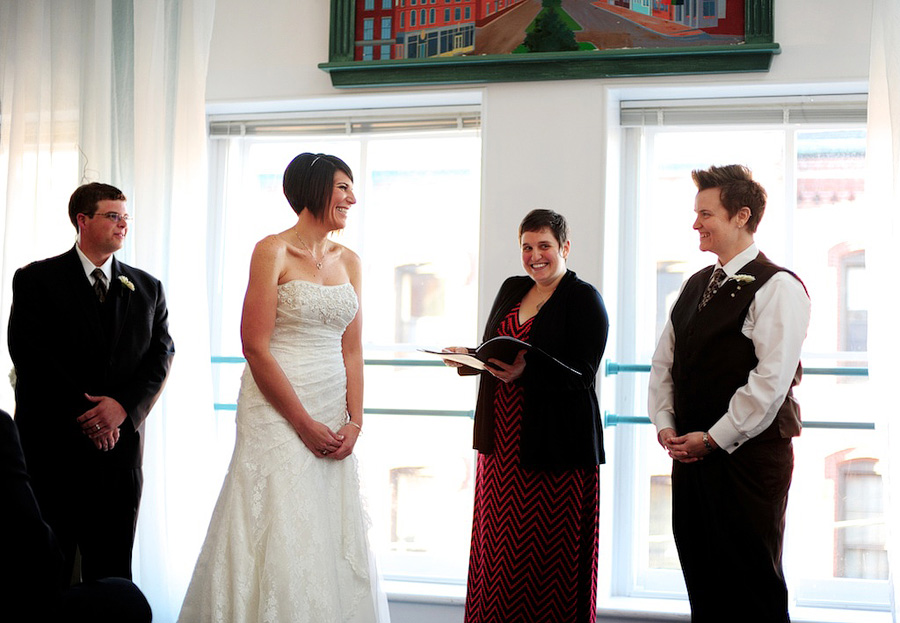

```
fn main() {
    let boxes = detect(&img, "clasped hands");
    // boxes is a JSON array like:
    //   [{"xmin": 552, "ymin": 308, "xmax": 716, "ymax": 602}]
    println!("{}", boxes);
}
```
[
  {"xmin": 441, "ymin": 347, "xmax": 527, "ymax": 384},
  {"xmin": 296, "ymin": 418, "xmax": 360, "ymax": 461},
  {"xmin": 657, "ymin": 428, "xmax": 718, "ymax": 463},
  {"xmin": 76, "ymin": 394, "xmax": 127, "ymax": 452}
]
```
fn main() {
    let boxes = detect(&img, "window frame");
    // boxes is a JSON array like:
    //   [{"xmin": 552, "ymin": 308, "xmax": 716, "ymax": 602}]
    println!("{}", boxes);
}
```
[
  {"xmin": 607, "ymin": 99, "xmax": 890, "ymax": 615},
  {"xmin": 205, "ymin": 101, "xmax": 484, "ymax": 586}
]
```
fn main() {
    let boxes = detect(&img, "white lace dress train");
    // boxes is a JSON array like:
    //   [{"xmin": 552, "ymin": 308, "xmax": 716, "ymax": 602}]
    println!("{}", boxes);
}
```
[{"xmin": 179, "ymin": 281, "xmax": 389, "ymax": 623}]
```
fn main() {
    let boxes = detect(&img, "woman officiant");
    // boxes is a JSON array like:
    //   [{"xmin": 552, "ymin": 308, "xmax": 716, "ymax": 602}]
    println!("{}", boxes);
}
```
[{"xmin": 443, "ymin": 208, "xmax": 609, "ymax": 623}]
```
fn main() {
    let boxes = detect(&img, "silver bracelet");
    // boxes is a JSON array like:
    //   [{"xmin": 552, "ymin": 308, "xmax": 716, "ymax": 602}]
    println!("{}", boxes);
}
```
[
  {"xmin": 702, "ymin": 431, "xmax": 712, "ymax": 451},
  {"xmin": 346, "ymin": 418, "xmax": 362, "ymax": 434}
]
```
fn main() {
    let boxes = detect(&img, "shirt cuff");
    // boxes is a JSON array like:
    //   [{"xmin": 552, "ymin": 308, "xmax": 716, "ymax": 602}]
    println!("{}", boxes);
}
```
[
  {"xmin": 652, "ymin": 411, "xmax": 677, "ymax": 435},
  {"xmin": 708, "ymin": 417, "xmax": 748, "ymax": 454}
]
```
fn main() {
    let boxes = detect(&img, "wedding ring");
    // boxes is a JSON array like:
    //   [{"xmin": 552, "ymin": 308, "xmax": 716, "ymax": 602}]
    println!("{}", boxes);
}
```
[
  {"xmin": 95, "ymin": 424, "xmax": 101, "ymax": 431},
  {"xmin": 321, "ymin": 449, "xmax": 328, "ymax": 455}
]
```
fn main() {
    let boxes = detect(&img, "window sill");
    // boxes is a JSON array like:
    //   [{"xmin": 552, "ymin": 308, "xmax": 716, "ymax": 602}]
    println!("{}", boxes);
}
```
[
  {"xmin": 384, "ymin": 580, "xmax": 466, "ymax": 606},
  {"xmin": 598, "ymin": 598, "xmax": 891, "ymax": 623},
  {"xmin": 384, "ymin": 583, "xmax": 892, "ymax": 623}
]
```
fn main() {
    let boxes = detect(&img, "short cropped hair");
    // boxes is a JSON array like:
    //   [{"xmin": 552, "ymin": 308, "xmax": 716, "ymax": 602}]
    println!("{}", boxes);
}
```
[
  {"xmin": 518, "ymin": 208, "xmax": 569, "ymax": 247},
  {"xmin": 282, "ymin": 153, "xmax": 354, "ymax": 220},
  {"xmin": 691, "ymin": 164, "xmax": 767, "ymax": 233},
  {"xmin": 68, "ymin": 183, "xmax": 127, "ymax": 231}
]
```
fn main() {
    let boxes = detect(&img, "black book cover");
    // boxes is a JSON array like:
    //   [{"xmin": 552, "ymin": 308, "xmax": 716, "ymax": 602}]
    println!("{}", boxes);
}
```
[{"xmin": 420, "ymin": 336, "xmax": 581, "ymax": 376}]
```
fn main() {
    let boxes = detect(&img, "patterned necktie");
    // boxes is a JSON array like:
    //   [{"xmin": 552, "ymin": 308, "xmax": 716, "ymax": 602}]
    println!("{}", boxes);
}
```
[
  {"xmin": 698, "ymin": 268, "xmax": 726, "ymax": 310},
  {"xmin": 92, "ymin": 268, "xmax": 108, "ymax": 303}
]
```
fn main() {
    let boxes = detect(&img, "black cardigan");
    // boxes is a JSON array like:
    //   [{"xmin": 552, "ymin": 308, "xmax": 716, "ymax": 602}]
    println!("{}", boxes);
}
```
[{"xmin": 463, "ymin": 270, "xmax": 609, "ymax": 469}]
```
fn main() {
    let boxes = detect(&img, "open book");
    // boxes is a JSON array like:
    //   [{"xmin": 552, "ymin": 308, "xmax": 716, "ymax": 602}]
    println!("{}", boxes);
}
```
[{"xmin": 419, "ymin": 335, "xmax": 581, "ymax": 376}]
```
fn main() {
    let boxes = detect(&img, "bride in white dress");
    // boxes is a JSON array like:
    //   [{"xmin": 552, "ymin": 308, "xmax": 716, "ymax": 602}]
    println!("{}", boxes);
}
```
[{"xmin": 179, "ymin": 153, "xmax": 389, "ymax": 623}]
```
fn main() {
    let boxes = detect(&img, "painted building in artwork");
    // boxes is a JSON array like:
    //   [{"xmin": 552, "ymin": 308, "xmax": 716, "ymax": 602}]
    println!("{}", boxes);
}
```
[
  {"xmin": 355, "ymin": 0, "xmax": 478, "ymax": 61},
  {"xmin": 355, "ymin": 0, "xmax": 397, "ymax": 61},
  {"xmin": 688, "ymin": 0, "xmax": 744, "ymax": 36},
  {"xmin": 606, "ymin": 0, "xmax": 743, "ymax": 36},
  {"xmin": 631, "ymin": 0, "xmax": 652, "ymax": 16}
]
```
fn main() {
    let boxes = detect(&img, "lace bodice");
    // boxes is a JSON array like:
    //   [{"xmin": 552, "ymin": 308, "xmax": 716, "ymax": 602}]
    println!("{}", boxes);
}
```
[{"xmin": 275, "ymin": 280, "xmax": 358, "ymax": 329}]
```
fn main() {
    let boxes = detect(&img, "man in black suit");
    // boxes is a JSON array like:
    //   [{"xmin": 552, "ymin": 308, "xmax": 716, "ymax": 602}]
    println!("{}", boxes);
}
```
[
  {"xmin": 8, "ymin": 182, "xmax": 175, "ymax": 583},
  {"xmin": 0, "ymin": 409, "xmax": 152, "ymax": 622}
]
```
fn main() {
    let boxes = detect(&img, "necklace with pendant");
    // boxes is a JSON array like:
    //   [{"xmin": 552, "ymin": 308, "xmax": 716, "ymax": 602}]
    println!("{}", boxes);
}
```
[{"xmin": 294, "ymin": 229, "xmax": 325, "ymax": 270}]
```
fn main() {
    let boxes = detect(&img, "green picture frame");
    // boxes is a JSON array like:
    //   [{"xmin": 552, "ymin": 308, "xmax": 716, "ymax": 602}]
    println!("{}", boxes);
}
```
[{"xmin": 319, "ymin": 0, "xmax": 779, "ymax": 88}]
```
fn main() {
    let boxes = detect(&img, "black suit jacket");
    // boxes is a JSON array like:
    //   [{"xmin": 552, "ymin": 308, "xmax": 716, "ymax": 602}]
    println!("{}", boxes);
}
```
[
  {"xmin": 464, "ymin": 270, "xmax": 609, "ymax": 469},
  {"xmin": 8, "ymin": 246, "xmax": 174, "ymax": 471}
]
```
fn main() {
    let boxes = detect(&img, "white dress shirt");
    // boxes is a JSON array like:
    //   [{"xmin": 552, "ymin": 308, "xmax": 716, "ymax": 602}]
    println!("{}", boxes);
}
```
[
  {"xmin": 648, "ymin": 243, "xmax": 811, "ymax": 453},
  {"xmin": 75, "ymin": 243, "xmax": 113, "ymax": 287}
]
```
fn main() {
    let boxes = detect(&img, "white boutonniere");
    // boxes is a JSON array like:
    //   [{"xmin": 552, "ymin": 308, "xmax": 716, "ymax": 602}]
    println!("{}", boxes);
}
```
[
  {"xmin": 118, "ymin": 275, "xmax": 135, "ymax": 291},
  {"xmin": 728, "ymin": 273, "xmax": 755, "ymax": 298}
]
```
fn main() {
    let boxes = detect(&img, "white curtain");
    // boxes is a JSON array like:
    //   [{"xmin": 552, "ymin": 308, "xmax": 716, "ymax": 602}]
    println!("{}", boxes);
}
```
[
  {"xmin": 866, "ymin": 0, "xmax": 900, "ymax": 619},
  {"xmin": 0, "ymin": 1, "xmax": 218, "ymax": 621}
]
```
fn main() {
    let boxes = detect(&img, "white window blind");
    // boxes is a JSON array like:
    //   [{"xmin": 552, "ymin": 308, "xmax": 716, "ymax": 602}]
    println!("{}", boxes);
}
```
[
  {"xmin": 208, "ymin": 105, "xmax": 481, "ymax": 138},
  {"xmin": 620, "ymin": 95, "xmax": 867, "ymax": 127}
]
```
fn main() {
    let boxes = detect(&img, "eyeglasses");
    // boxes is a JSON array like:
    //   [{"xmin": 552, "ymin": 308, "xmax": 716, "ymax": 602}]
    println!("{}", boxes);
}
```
[{"xmin": 87, "ymin": 212, "xmax": 132, "ymax": 224}]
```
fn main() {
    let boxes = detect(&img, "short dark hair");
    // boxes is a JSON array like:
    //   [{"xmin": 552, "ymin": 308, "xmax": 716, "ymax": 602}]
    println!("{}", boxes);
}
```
[
  {"xmin": 68, "ymin": 183, "xmax": 127, "ymax": 231},
  {"xmin": 691, "ymin": 164, "xmax": 767, "ymax": 233},
  {"xmin": 518, "ymin": 208, "xmax": 568, "ymax": 246},
  {"xmin": 282, "ymin": 153, "xmax": 354, "ymax": 219}
]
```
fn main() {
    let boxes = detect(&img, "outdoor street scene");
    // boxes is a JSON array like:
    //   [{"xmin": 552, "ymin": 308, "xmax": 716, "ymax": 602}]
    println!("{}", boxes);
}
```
[{"xmin": 355, "ymin": 0, "xmax": 745, "ymax": 61}]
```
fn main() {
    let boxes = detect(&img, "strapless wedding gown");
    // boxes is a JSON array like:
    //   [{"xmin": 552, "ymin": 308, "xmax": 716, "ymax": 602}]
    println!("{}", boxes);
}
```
[{"xmin": 179, "ymin": 281, "xmax": 389, "ymax": 623}]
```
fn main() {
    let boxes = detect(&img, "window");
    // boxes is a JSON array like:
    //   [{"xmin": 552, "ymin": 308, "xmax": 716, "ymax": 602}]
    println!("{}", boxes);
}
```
[
  {"xmin": 383, "ymin": 0, "xmax": 393, "ymax": 8},
  {"xmin": 365, "ymin": 0, "xmax": 375, "ymax": 9},
  {"xmin": 836, "ymin": 250, "xmax": 867, "ymax": 352},
  {"xmin": 410, "ymin": 10, "xmax": 416, "ymax": 26},
  {"xmin": 379, "ymin": 44, "xmax": 391, "ymax": 60},
  {"xmin": 207, "ymin": 105, "xmax": 483, "ymax": 584},
  {"xmin": 828, "ymin": 455, "xmax": 888, "ymax": 579},
  {"xmin": 363, "ymin": 18, "xmax": 374, "ymax": 41},
  {"xmin": 381, "ymin": 16, "xmax": 392, "ymax": 40},
  {"xmin": 610, "ymin": 96, "xmax": 889, "ymax": 614}
]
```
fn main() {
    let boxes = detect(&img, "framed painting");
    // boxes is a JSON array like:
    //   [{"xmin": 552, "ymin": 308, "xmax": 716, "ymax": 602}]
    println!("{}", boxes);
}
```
[{"xmin": 319, "ymin": 0, "xmax": 779, "ymax": 88}]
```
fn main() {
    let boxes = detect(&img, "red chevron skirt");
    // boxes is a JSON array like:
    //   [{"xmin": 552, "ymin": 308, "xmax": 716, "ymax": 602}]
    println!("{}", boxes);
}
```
[{"xmin": 465, "ymin": 306, "xmax": 599, "ymax": 623}]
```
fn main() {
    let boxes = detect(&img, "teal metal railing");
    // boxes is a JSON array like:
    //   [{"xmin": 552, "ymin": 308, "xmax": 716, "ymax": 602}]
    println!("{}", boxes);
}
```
[
  {"xmin": 211, "ymin": 356, "xmax": 871, "ymax": 430},
  {"xmin": 602, "ymin": 360, "xmax": 872, "ymax": 430},
  {"xmin": 211, "ymin": 356, "xmax": 474, "ymax": 418},
  {"xmin": 604, "ymin": 361, "xmax": 870, "ymax": 378}
]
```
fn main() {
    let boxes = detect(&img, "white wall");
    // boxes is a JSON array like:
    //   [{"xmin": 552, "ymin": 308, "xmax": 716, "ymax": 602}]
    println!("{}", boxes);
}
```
[{"xmin": 206, "ymin": 2, "xmax": 873, "ymax": 620}]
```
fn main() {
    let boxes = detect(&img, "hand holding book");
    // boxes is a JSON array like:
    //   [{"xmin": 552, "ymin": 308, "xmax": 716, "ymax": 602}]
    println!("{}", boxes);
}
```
[{"xmin": 419, "ymin": 335, "xmax": 581, "ymax": 376}]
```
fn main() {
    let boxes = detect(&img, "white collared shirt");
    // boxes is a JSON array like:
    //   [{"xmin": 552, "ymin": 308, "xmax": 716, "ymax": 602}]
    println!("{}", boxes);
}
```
[
  {"xmin": 648, "ymin": 243, "xmax": 811, "ymax": 453},
  {"xmin": 75, "ymin": 243, "xmax": 113, "ymax": 287}
]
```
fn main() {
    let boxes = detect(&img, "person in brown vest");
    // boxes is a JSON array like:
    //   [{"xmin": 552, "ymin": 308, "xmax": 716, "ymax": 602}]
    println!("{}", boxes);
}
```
[{"xmin": 648, "ymin": 165, "xmax": 810, "ymax": 622}]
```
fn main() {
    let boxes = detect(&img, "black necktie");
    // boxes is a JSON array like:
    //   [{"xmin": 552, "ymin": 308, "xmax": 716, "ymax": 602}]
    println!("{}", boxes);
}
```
[
  {"xmin": 698, "ymin": 268, "xmax": 726, "ymax": 310},
  {"xmin": 92, "ymin": 268, "xmax": 107, "ymax": 303}
]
